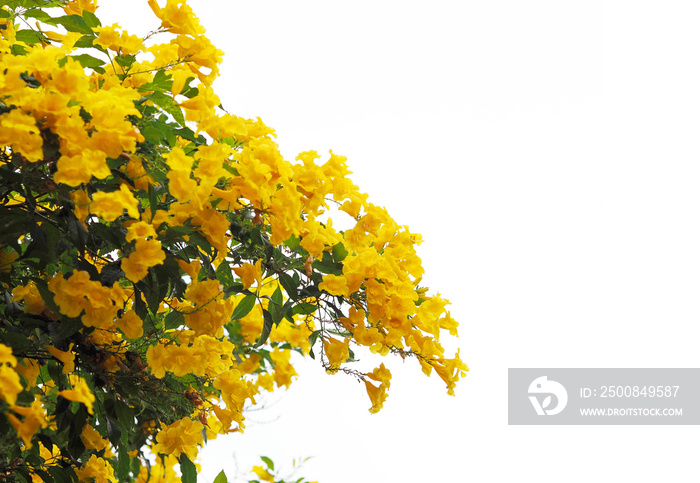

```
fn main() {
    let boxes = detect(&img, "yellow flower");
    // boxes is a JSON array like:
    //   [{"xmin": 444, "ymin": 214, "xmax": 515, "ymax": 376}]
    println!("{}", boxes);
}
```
[
  {"xmin": 15, "ymin": 358, "xmax": 41, "ymax": 387},
  {"xmin": 152, "ymin": 417, "xmax": 204, "ymax": 461},
  {"xmin": 90, "ymin": 184, "xmax": 140, "ymax": 221},
  {"xmin": 233, "ymin": 260, "xmax": 263, "ymax": 290},
  {"xmin": 75, "ymin": 454, "xmax": 117, "ymax": 483},
  {"xmin": 318, "ymin": 274, "xmax": 350, "ymax": 298},
  {"xmin": 45, "ymin": 344, "xmax": 76, "ymax": 374},
  {"xmin": 148, "ymin": 0, "xmax": 206, "ymax": 36},
  {"xmin": 8, "ymin": 396, "xmax": 48, "ymax": 448},
  {"xmin": 81, "ymin": 424, "xmax": 113, "ymax": 456},
  {"xmin": 145, "ymin": 343, "xmax": 167, "ymax": 378},
  {"xmin": 125, "ymin": 221, "xmax": 157, "ymax": 242},
  {"xmin": 62, "ymin": 0, "xmax": 97, "ymax": 15},
  {"xmin": 121, "ymin": 238, "xmax": 166, "ymax": 282},
  {"xmin": 58, "ymin": 375, "xmax": 95, "ymax": 414},
  {"xmin": 0, "ymin": 110, "xmax": 43, "ymax": 162},
  {"xmin": 0, "ymin": 343, "xmax": 17, "ymax": 367},
  {"xmin": 0, "ymin": 247, "xmax": 18, "ymax": 273},
  {"xmin": 54, "ymin": 150, "xmax": 110, "ymax": 186},
  {"xmin": 323, "ymin": 337, "xmax": 350, "ymax": 370},
  {"xmin": 0, "ymin": 365, "xmax": 23, "ymax": 406},
  {"xmin": 115, "ymin": 310, "xmax": 144, "ymax": 339},
  {"xmin": 252, "ymin": 466, "xmax": 275, "ymax": 482}
]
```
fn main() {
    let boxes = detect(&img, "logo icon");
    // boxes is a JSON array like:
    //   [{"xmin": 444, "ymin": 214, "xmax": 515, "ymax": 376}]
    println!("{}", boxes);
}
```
[{"xmin": 528, "ymin": 376, "xmax": 568, "ymax": 415}]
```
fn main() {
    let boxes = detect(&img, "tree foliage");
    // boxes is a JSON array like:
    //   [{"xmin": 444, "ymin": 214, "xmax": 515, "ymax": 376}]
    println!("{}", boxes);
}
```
[{"xmin": 0, "ymin": 0, "xmax": 468, "ymax": 481}]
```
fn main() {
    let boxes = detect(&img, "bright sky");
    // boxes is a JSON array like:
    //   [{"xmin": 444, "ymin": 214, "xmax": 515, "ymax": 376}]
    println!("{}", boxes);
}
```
[{"xmin": 100, "ymin": 1, "xmax": 700, "ymax": 481}]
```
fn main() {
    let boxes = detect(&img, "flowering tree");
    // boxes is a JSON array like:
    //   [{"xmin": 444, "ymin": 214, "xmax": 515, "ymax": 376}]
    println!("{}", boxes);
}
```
[{"xmin": 0, "ymin": 0, "xmax": 468, "ymax": 481}]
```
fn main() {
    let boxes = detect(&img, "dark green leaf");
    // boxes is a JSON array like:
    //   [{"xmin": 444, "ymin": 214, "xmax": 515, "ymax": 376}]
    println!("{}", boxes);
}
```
[
  {"xmin": 308, "ymin": 330, "xmax": 321, "ymax": 349},
  {"xmin": 105, "ymin": 415, "xmax": 122, "ymax": 447},
  {"xmin": 16, "ymin": 29, "xmax": 45, "ymax": 45},
  {"xmin": 117, "ymin": 445, "xmax": 131, "ymax": 481},
  {"xmin": 215, "ymin": 260, "xmax": 234, "ymax": 289},
  {"xmin": 48, "ymin": 467, "xmax": 72, "ymax": 483},
  {"xmin": 332, "ymin": 242, "xmax": 348, "ymax": 263},
  {"xmin": 148, "ymin": 91, "xmax": 186, "ymax": 126},
  {"xmin": 70, "ymin": 53, "xmax": 105, "ymax": 70},
  {"xmin": 50, "ymin": 15, "xmax": 93, "ymax": 34},
  {"xmin": 164, "ymin": 310, "xmax": 184, "ymax": 330},
  {"xmin": 231, "ymin": 294, "xmax": 256, "ymax": 320},
  {"xmin": 292, "ymin": 303, "xmax": 317, "ymax": 316},
  {"xmin": 260, "ymin": 456, "xmax": 274, "ymax": 471},
  {"xmin": 138, "ymin": 69, "xmax": 172, "ymax": 93},
  {"xmin": 270, "ymin": 286, "xmax": 283, "ymax": 307},
  {"xmin": 255, "ymin": 309, "xmax": 274, "ymax": 347},
  {"xmin": 313, "ymin": 251, "xmax": 343, "ymax": 276},
  {"xmin": 73, "ymin": 34, "xmax": 95, "ymax": 48},
  {"xmin": 81, "ymin": 10, "xmax": 101, "ymax": 27},
  {"xmin": 179, "ymin": 454, "xmax": 197, "ymax": 483},
  {"xmin": 278, "ymin": 272, "xmax": 298, "ymax": 300}
]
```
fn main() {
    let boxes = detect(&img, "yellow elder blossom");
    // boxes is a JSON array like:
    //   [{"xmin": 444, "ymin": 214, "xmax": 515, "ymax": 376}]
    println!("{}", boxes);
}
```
[
  {"xmin": 252, "ymin": 466, "xmax": 275, "ymax": 482},
  {"xmin": 323, "ymin": 337, "xmax": 350, "ymax": 371},
  {"xmin": 75, "ymin": 454, "xmax": 117, "ymax": 483},
  {"xmin": 8, "ymin": 397, "xmax": 48, "ymax": 448},
  {"xmin": 0, "ymin": 109, "xmax": 44, "ymax": 162},
  {"xmin": 115, "ymin": 310, "xmax": 144, "ymax": 339},
  {"xmin": 58, "ymin": 375, "xmax": 95, "ymax": 414},
  {"xmin": 233, "ymin": 259, "xmax": 263, "ymax": 289},
  {"xmin": 0, "ymin": 246, "xmax": 18, "ymax": 273},
  {"xmin": 15, "ymin": 358, "xmax": 41, "ymax": 387},
  {"xmin": 45, "ymin": 344, "xmax": 76, "ymax": 374},
  {"xmin": 0, "ymin": 365, "xmax": 23, "ymax": 407},
  {"xmin": 90, "ymin": 184, "xmax": 140, "ymax": 221},
  {"xmin": 152, "ymin": 417, "xmax": 204, "ymax": 460},
  {"xmin": 0, "ymin": 343, "xmax": 22, "ymax": 406},
  {"xmin": 81, "ymin": 424, "xmax": 114, "ymax": 457},
  {"xmin": 121, "ymin": 238, "xmax": 166, "ymax": 282}
]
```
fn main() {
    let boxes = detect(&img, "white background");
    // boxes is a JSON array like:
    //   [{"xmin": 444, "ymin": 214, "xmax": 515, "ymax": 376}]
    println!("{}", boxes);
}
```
[{"xmin": 99, "ymin": 1, "xmax": 700, "ymax": 481}]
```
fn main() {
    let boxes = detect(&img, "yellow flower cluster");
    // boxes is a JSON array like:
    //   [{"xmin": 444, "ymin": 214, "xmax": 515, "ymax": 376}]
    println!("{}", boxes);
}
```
[
  {"xmin": 0, "ymin": 344, "xmax": 22, "ymax": 406},
  {"xmin": 75, "ymin": 454, "xmax": 117, "ymax": 483},
  {"xmin": 0, "ymin": 0, "xmax": 465, "ymax": 476},
  {"xmin": 152, "ymin": 417, "xmax": 204, "ymax": 460},
  {"xmin": 48, "ymin": 271, "xmax": 127, "ymax": 328}
]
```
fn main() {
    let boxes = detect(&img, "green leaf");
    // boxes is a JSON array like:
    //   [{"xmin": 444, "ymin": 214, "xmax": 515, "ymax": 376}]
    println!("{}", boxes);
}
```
[
  {"xmin": 105, "ymin": 415, "xmax": 122, "ymax": 447},
  {"xmin": 164, "ymin": 310, "xmax": 184, "ymax": 330},
  {"xmin": 255, "ymin": 309, "xmax": 274, "ymax": 347},
  {"xmin": 332, "ymin": 242, "xmax": 348, "ymax": 263},
  {"xmin": 179, "ymin": 454, "xmax": 197, "ymax": 483},
  {"xmin": 115, "ymin": 401, "xmax": 133, "ymax": 444},
  {"xmin": 231, "ymin": 294, "xmax": 256, "ymax": 320},
  {"xmin": 117, "ymin": 445, "xmax": 131, "ymax": 481},
  {"xmin": 212, "ymin": 470, "xmax": 228, "ymax": 483},
  {"xmin": 260, "ymin": 456, "xmax": 274, "ymax": 471},
  {"xmin": 308, "ymin": 330, "xmax": 321, "ymax": 349},
  {"xmin": 50, "ymin": 14, "xmax": 93, "ymax": 34},
  {"xmin": 81, "ymin": 10, "xmax": 101, "ymax": 28},
  {"xmin": 148, "ymin": 91, "xmax": 186, "ymax": 126},
  {"xmin": 278, "ymin": 272, "xmax": 298, "ymax": 300},
  {"xmin": 15, "ymin": 29, "xmax": 45, "ymax": 45},
  {"xmin": 215, "ymin": 260, "xmax": 234, "ymax": 289},
  {"xmin": 270, "ymin": 286, "xmax": 283, "ymax": 307},
  {"xmin": 313, "ymin": 251, "xmax": 343, "ymax": 276},
  {"xmin": 138, "ymin": 69, "xmax": 172, "ymax": 93},
  {"xmin": 70, "ymin": 53, "xmax": 106, "ymax": 72},
  {"xmin": 24, "ymin": 9, "xmax": 53, "ymax": 22},
  {"xmin": 48, "ymin": 467, "xmax": 72, "ymax": 483},
  {"xmin": 292, "ymin": 302, "xmax": 317, "ymax": 316}
]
